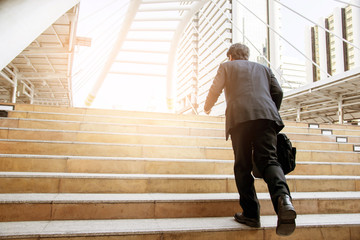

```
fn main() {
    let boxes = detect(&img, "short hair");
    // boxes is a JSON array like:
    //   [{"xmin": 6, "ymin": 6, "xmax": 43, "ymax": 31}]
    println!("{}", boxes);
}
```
[{"xmin": 226, "ymin": 43, "xmax": 250, "ymax": 60}]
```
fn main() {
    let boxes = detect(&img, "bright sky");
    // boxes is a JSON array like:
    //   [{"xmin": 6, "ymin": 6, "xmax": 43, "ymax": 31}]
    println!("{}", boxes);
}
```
[
  {"xmin": 280, "ymin": 0, "xmax": 345, "ymax": 59},
  {"xmin": 72, "ymin": 0, "xmax": 348, "ymax": 111}
]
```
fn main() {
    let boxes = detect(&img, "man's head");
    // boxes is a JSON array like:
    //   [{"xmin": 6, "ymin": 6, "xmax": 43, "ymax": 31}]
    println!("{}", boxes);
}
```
[{"xmin": 226, "ymin": 43, "xmax": 250, "ymax": 61}]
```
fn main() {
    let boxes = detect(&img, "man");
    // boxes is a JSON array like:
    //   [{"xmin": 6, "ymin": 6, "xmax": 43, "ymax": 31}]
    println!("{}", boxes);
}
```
[{"xmin": 204, "ymin": 43, "xmax": 296, "ymax": 236}]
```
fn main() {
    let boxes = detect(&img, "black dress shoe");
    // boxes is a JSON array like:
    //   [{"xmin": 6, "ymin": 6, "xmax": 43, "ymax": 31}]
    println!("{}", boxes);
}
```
[
  {"xmin": 276, "ymin": 195, "xmax": 297, "ymax": 236},
  {"xmin": 234, "ymin": 212, "xmax": 261, "ymax": 228}
]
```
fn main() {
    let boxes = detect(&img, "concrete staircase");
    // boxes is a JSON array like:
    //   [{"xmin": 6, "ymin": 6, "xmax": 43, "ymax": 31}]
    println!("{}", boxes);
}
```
[{"xmin": 0, "ymin": 103, "xmax": 359, "ymax": 239}]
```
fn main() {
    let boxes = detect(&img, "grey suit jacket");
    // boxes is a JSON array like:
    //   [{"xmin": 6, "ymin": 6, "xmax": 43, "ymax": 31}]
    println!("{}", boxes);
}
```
[{"xmin": 204, "ymin": 60, "xmax": 284, "ymax": 140}]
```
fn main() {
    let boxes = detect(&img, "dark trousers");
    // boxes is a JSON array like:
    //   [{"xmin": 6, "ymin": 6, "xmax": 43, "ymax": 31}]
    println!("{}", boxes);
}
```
[{"xmin": 230, "ymin": 119, "xmax": 290, "ymax": 218}]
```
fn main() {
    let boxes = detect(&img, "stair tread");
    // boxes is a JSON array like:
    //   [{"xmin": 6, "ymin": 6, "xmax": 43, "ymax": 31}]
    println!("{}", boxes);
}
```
[
  {"xmin": 0, "ymin": 138, "xmax": 227, "ymax": 148},
  {"xmin": 9, "ymin": 110, "xmax": 226, "ymax": 124},
  {"xmin": 1, "ymin": 138, "xmax": 359, "ymax": 153},
  {"xmin": 3, "ymin": 127, "xmax": 360, "ymax": 146},
  {"xmin": 0, "ymin": 127, "xmax": 224, "ymax": 139},
  {"xmin": 0, "ymin": 214, "xmax": 359, "ymax": 238},
  {"xmin": 3, "ymin": 116, "xmax": 360, "ymax": 133},
  {"xmin": 7, "ymin": 108, "xmax": 360, "ymax": 130},
  {"xmin": 1, "ymin": 153, "xmax": 360, "ymax": 166},
  {"xmin": 1, "ymin": 192, "xmax": 359, "ymax": 203},
  {"xmin": 1, "ymin": 171, "xmax": 360, "ymax": 180}
]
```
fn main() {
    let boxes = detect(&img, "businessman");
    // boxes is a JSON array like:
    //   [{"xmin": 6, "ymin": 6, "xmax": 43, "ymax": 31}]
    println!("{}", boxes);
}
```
[{"xmin": 204, "ymin": 43, "xmax": 296, "ymax": 236}]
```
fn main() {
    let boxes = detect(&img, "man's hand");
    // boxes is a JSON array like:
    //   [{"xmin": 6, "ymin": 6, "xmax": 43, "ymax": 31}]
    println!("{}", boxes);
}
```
[{"xmin": 204, "ymin": 108, "xmax": 211, "ymax": 115}]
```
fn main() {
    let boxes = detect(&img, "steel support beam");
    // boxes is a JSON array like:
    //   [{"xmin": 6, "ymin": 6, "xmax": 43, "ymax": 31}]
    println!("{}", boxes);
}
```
[
  {"xmin": 166, "ymin": 0, "xmax": 210, "ymax": 111},
  {"xmin": 85, "ymin": 0, "xmax": 142, "ymax": 107}
]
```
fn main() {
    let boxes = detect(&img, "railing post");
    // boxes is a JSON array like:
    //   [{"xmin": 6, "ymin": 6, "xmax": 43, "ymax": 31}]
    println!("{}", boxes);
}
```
[
  {"xmin": 338, "ymin": 95, "xmax": 343, "ymax": 124},
  {"xmin": 296, "ymin": 105, "xmax": 301, "ymax": 122},
  {"xmin": 11, "ymin": 76, "xmax": 17, "ymax": 103}
]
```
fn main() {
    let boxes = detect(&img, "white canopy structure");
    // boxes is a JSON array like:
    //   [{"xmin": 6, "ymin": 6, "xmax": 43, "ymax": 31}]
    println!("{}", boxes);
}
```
[
  {"xmin": 0, "ymin": 0, "xmax": 80, "ymax": 106},
  {"xmin": 83, "ymin": 0, "xmax": 211, "ymax": 111}
]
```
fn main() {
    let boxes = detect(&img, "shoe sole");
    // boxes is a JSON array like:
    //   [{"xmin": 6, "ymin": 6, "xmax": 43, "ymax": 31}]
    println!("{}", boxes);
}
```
[
  {"xmin": 276, "ymin": 219, "xmax": 296, "ymax": 236},
  {"xmin": 234, "ymin": 215, "xmax": 261, "ymax": 228},
  {"xmin": 276, "ymin": 208, "xmax": 296, "ymax": 236}
]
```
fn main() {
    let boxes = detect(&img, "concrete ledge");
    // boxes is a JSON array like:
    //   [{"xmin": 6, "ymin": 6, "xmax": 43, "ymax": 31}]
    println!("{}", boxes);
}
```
[
  {"xmin": 1, "ymin": 171, "xmax": 360, "ymax": 180},
  {"xmin": 9, "ymin": 110, "xmax": 226, "ymax": 126},
  {"xmin": 1, "ymin": 192, "xmax": 360, "ymax": 203},
  {"xmin": 0, "ymin": 214, "xmax": 359, "ymax": 239},
  {"xmin": 0, "ymin": 172, "xmax": 359, "ymax": 195},
  {"xmin": 0, "ymin": 192, "xmax": 359, "ymax": 221}
]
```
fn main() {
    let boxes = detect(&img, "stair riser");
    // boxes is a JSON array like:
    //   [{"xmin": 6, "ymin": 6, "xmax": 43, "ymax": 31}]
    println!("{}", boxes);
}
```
[
  {"xmin": 11, "ymin": 104, "xmax": 360, "ymax": 131},
  {"xmin": 286, "ymin": 133, "xmax": 360, "ymax": 143},
  {"xmin": 128, "ymin": 226, "xmax": 358, "ymax": 240},
  {"xmin": 3, "ymin": 118, "xmax": 360, "ymax": 142},
  {"xmin": 1, "ymin": 158, "xmax": 360, "ymax": 176},
  {"xmin": 5, "ymin": 119, "xmax": 226, "ymax": 138},
  {"xmin": 2, "ymin": 129, "xmax": 357, "ymax": 151},
  {"xmin": 0, "ymin": 224, "xmax": 357, "ymax": 240},
  {"xmin": 1, "ymin": 129, "xmax": 231, "ymax": 148},
  {"xmin": 13, "ymin": 104, "xmax": 225, "ymax": 123},
  {"xmin": 0, "ymin": 177, "xmax": 358, "ymax": 193},
  {"xmin": 0, "ymin": 141, "xmax": 233, "ymax": 160},
  {"xmin": 0, "ymin": 141, "xmax": 359, "ymax": 162},
  {"xmin": 148, "ymin": 226, "xmax": 360, "ymax": 240},
  {"xmin": 293, "ymin": 141, "xmax": 354, "ymax": 151},
  {"xmin": 284, "ymin": 126, "xmax": 360, "ymax": 137},
  {"xmin": 8, "ymin": 111, "xmax": 360, "ymax": 137},
  {"xmin": 298, "ymin": 151, "xmax": 360, "ymax": 162},
  {"xmin": 8, "ymin": 112, "xmax": 224, "ymax": 130},
  {"xmin": 1, "ymin": 198, "xmax": 358, "ymax": 222}
]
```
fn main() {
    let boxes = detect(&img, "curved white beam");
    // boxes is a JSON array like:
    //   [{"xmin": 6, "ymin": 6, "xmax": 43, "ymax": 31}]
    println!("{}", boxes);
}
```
[
  {"xmin": 85, "ymin": 0, "xmax": 142, "ymax": 107},
  {"xmin": 166, "ymin": 0, "xmax": 211, "ymax": 111},
  {"xmin": 0, "ymin": 0, "xmax": 79, "ymax": 71}
]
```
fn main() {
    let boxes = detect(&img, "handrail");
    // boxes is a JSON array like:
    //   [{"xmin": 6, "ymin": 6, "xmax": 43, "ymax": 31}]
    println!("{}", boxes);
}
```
[
  {"xmin": 235, "ymin": 0, "xmax": 332, "ymax": 79},
  {"xmin": 186, "ymin": 94, "xmax": 198, "ymax": 115},
  {"xmin": 274, "ymin": 0, "xmax": 360, "ymax": 52}
]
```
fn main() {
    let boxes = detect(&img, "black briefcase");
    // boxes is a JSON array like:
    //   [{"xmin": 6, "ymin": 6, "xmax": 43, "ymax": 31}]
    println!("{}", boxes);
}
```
[
  {"xmin": 276, "ymin": 133, "xmax": 296, "ymax": 175},
  {"xmin": 252, "ymin": 133, "xmax": 296, "ymax": 178}
]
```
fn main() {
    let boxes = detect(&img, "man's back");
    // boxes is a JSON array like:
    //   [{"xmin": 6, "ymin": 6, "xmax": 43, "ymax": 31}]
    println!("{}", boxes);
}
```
[{"xmin": 204, "ymin": 59, "xmax": 284, "ymax": 138}]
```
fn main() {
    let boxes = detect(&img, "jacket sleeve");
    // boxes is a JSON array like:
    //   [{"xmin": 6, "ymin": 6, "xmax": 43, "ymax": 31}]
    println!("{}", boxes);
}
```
[
  {"xmin": 204, "ymin": 64, "xmax": 226, "ymax": 112},
  {"xmin": 269, "ymin": 69, "xmax": 283, "ymax": 110}
]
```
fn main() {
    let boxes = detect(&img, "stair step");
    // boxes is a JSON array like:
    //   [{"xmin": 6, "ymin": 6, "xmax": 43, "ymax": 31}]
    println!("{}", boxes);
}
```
[
  {"xmin": 1, "ymin": 117, "xmax": 226, "ymax": 137},
  {"xmin": 284, "ymin": 126, "xmax": 360, "ymax": 137},
  {"xmin": 0, "ymin": 192, "xmax": 359, "ymax": 221},
  {"xmin": 0, "ymin": 127, "xmax": 231, "ymax": 147},
  {"xmin": 2, "ymin": 128, "xmax": 359, "ymax": 151},
  {"xmin": 6, "ymin": 110, "xmax": 360, "ymax": 136},
  {"xmin": 286, "ymin": 132, "xmax": 360, "ymax": 143},
  {"xmin": 3, "ymin": 117, "xmax": 360, "ymax": 142},
  {"xmin": 12, "ymin": 104, "xmax": 226, "ymax": 123},
  {"xmin": 0, "ymin": 139, "xmax": 359, "ymax": 161},
  {"xmin": 0, "ymin": 172, "xmax": 359, "ymax": 193},
  {"xmin": 0, "ymin": 214, "xmax": 359, "ymax": 239},
  {"xmin": 10, "ymin": 104, "xmax": 360, "ymax": 130},
  {"xmin": 0, "ymin": 139, "xmax": 234, "ymax": 160},
  {"xmin": 292, "ymin": 161, "xmax": 360, "ymax": 175},
  {"xmin": 1, "ymin": 154, "xmax": 359, "ymax": 175},
  {"xmin": 8, "ymin": 111, "xmax": 225, "ymax": 129}
]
